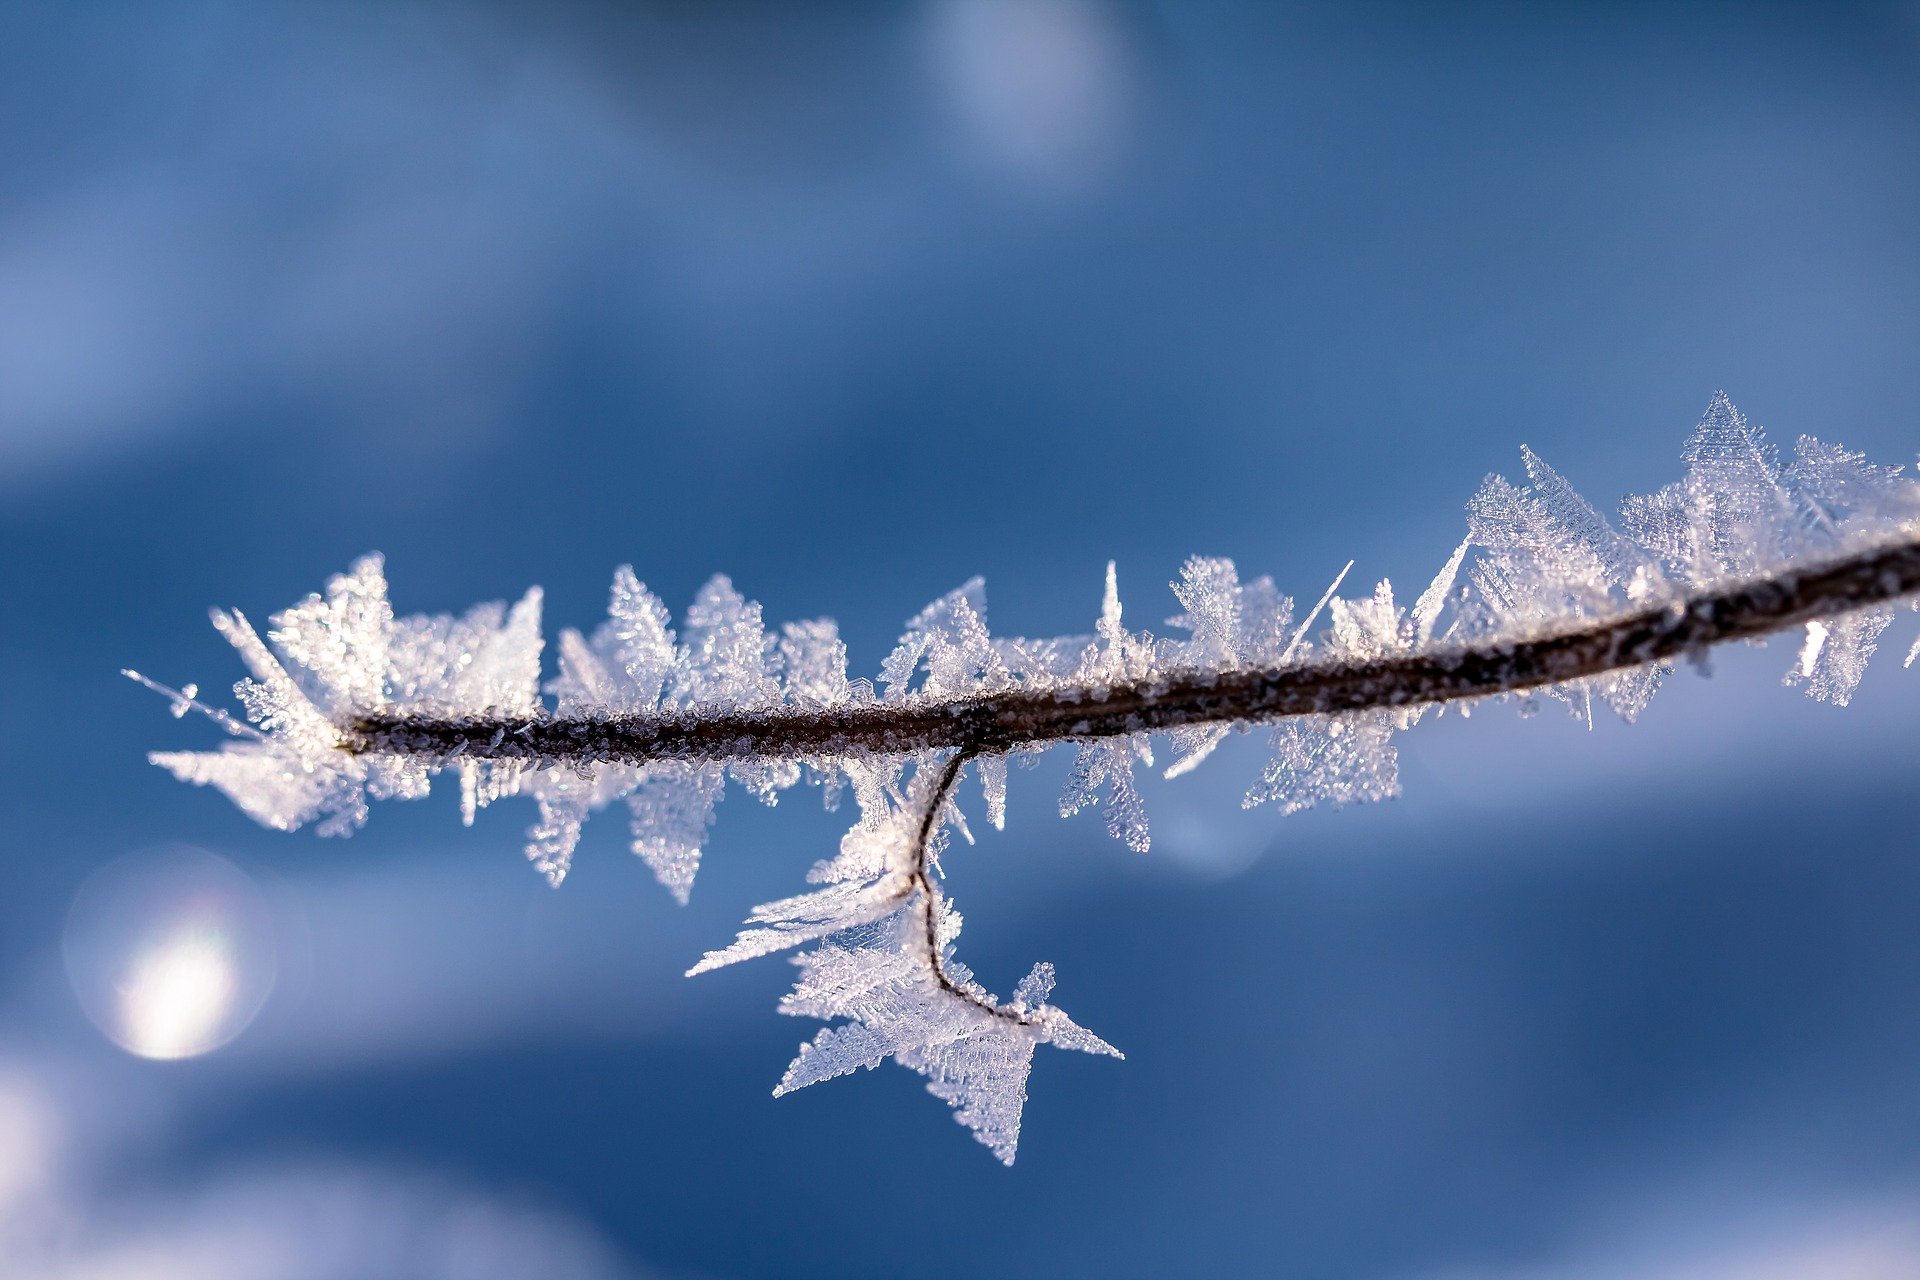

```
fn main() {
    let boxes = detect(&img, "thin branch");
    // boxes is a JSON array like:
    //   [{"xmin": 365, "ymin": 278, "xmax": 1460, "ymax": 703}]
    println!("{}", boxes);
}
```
[
  {"xmin": 905, "ymin": 748, "xmax": 1030, "ymax": 1023},
  {"xmin": 347, "ymin": 534, "xmax": 1920, "ymax": 768}
]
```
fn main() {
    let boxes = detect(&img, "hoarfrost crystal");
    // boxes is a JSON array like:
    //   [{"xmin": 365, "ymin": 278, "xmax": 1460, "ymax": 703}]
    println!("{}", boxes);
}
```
[{"xmin": 692, "ymin": 758, "xmax": 1118, "ymax": 1162}]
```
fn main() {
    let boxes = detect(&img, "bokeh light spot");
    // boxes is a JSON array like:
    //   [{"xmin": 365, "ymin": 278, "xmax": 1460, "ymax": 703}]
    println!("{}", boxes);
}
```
[{"xmin": 64, "ymin": 846, "xmax": 277, "ymax": 1062}]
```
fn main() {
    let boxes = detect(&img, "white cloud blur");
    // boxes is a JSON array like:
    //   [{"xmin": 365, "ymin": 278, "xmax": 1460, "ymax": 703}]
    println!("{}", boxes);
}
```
[
  {"xmin": 233, "ymin": 852, "xmax": 682, "ymax": 1069},
  {"xmin": 0, "ymin": 1, "xmax": 1152, "ymax": 494},
  {"xmin": 924, "ymin": 0, "xmax": 1136, "ymax": 192},
  {"xmin": 20, "ymin": 1168, "xmax": 639, "ymax": 1280},
  {"xmin": 16, "ymin": 842, "xmax": 662, "ymax": 1274},
  {"xmin": 0, "ymin": 1059, "xmax": 644, "ymax": 1280},
  {"xmin": 1412, "ymin": 1195, "xmax": 1920, "ymax": 1280},
  {"xmin": 0, "ymin": 11, "xmax": 601, "ymax": 488}
]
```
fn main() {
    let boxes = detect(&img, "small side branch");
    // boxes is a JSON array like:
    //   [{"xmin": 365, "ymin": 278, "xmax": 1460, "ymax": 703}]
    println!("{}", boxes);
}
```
[
  {"xmin": 347, "ymin": 536, "xmax": 1920, "ymax": 769},
  {"xmin": 903, "ymin": 748, "xmax": 1035, "ymax": 1024}
]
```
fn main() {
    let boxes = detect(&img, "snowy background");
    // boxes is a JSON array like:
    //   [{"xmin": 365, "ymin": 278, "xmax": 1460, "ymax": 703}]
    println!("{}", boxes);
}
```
[{"xmin": 4, "ymin": 2, "xmax": 1920, "ymax": 1276}]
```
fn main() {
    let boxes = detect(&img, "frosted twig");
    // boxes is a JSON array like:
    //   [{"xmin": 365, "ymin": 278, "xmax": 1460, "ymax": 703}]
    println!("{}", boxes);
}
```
[
  {"xmin": 906, "ymin": 749, "xmax": 1034, "ymax": 1024},
  {"xmin": 135, "ymin": 394, "xmax": 1920, "ymax": 1162},
  {"xmin": 345, "ymin": 534, "xmax": 1920, "ymax": 769}
]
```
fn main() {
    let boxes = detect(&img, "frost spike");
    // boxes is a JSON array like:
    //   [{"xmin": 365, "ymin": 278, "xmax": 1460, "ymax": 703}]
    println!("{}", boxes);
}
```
[
  {"xmin": 1279, "ymin": 559, "xmax": 1353, "ymax": 664},
  {"xmin": 1412, "ymin": 538, "xmax": 1470, "ymax": 646}
]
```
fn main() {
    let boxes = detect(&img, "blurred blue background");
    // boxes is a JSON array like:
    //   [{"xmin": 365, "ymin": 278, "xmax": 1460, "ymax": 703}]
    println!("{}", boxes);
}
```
[{"xmin": 3, "ymin": 1, "xmax": 1920, "ymax": 1275}]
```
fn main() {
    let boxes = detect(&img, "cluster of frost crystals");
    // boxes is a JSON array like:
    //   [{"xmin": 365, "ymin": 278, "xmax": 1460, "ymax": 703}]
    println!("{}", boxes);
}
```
[
  {"xmin": 775, "ymin": 906, "xmax": 1118, "ymax": 1166},
  {"xmin": 1461, "ymin": 446, "xmax": 1669, "ymax": 723},
  {"xmin": 1158, "ymin": 554, "xmax": 1303, "ymax": 779},
  {"xmin": 1058, "ymin": 565, "xmax": 1161, "ymax": 851},
  {"xmin": 141, "ymin": 392, "xmax": 1920, "ymax": 1165},
  {"xmin": 530, "ymin": 569, "xmax": 835, "ymax": 897},
  {"xmin": 1622, "ymin": 397, "xmax": 1920, "ymax": 703},
  {"xmin": 691, "ymin": 758, "xmax": 1119, "ymax": 1164},
  {"xmin": 148, "ymin": 554, "xmax": 544, "ymax": 839},
  {"xmin": 1250, "ymin": 581, "xmax": 1404, "ymax": 814},
  {"xmin": 489, "ymin": 567, "xmax": 869, "ymax": 894},
  {"xmin": 1545, "ymin": 392, "xmax": 1920, "ymax": 708},
  {"xmin": 145, "ymin": 558, "xmax": 864, "ymax": 897},
  {"xmin": 875, "ymin": 567, "xmax": 1161, "ymax": 849},
  {"xmin": 880, "ymin": 578, "xmax": 1008, "ymax": 701},
  {"xmin": 1242, "ymin": 542, "xmax": 1470, "ymax": 815}
]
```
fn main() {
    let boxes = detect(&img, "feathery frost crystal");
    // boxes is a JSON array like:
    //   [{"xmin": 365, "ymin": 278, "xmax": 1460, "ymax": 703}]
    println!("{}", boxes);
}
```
[{"xmin": 137, "ymin": 395, "xmax": 1920, "ymax": 1162}]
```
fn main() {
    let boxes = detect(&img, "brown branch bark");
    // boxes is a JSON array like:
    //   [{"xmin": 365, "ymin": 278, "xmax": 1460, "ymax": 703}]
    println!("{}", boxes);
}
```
[{"xmin": 348, "ymin": 535, "xmax": 1920, "ymax": 767}]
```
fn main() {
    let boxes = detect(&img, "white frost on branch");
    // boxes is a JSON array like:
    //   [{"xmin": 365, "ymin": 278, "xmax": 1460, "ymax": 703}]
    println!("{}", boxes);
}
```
[
  {"xmin": 692, "ymin": 759, "xmax": 1119, "ymax": 1163},
  {"xmin": 138, "ymin": 394, "xmax": 1920, "ymax": 1162},
  {"xmin": 774, "ymin": 906, "xmax": 1119, "ymax": 1167}
]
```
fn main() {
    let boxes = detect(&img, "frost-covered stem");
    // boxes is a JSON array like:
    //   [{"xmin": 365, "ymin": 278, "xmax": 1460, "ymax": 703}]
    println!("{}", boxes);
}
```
[
  {"xmin": 908, "ymin": 748, "xmax": 1031, "ymax": 1026},
  {"xmin": 351, "ymin": 534, "xmax": 1920, "ymax": 767}
]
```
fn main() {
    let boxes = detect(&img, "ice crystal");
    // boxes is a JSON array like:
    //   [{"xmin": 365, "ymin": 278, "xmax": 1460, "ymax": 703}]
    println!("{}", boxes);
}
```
[
  {"xmin": 1246, "ymin": 580, "xmax": 1409, "ymax": 814},
  {"xmin": 1161, "ymin": 555, "xmax": 1310, "ymax": 778},
  {"xmin": 1466, "ymin": 452, "xmax": 1665, "ymax": 723},
  {"xmin": 1058, "ymin": 564, "xmax": 1158, "ymax": 850},
  {"xmin": 692, "ymin": 759, "xmax": 1118, "ymax": 1162},
  {"xmin": 150, "ymin": 556, "xmax": 545, "ymax": 840},
  {"xmin": 773, "ymin": 901, "xmax": 1119, "ymax": 1166},
  {"xmin": 623, "ymin": 763, "xmax": 723, "ymax": 904},
  {"xmin": 1622, "ymin": 394, "xmax": 1919, "ymax": 705},
  {"xmin": 141, "ymin": 394, "xmax": 1920, "ymax": 1163},
  {"xmin": 881, "ymin": 577, "xmax": 1007, "ymax": 700}
]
